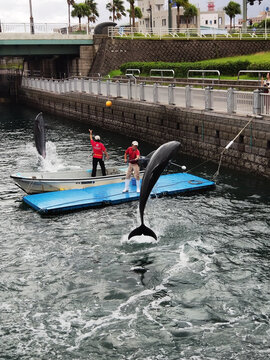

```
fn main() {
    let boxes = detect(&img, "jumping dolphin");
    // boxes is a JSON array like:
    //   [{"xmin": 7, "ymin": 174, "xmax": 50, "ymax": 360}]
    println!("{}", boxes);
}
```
[
  {"xmin": 128, "ymin": 141, "xmax": 181, "ymax": 240},
  {"xmin": 34, "ymin": 112, "xmax": 46, "ymax": 159}
]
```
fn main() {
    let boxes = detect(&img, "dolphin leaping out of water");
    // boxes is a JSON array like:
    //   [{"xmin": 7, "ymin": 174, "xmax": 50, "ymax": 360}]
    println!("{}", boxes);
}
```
[
  {"xmin": 128, "ymin": 141, "xmax": 181, "ymax": 241},
  {"xmin": 34, "ymin": 112, "xmax": 46, "ymax": 159}
]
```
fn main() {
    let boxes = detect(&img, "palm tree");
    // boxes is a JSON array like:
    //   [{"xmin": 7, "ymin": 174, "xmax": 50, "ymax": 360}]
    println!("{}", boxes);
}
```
[
  {"xmin": 183, "ymin": 4, "xmax": 198, "ymax": 28},
  {"xmin": 71, "ymin": 3, "xmax": 88, "ymax": 31},
  {"xmin": 224, "ymin": 1, "xmax": 241, "ymax": 29},
  {"xmin": 127, "ymin": 0, "xmax": 135, "ymax": 27},
  {"xmin": 127, "ymin": 6, "xmax": 143, "ymax": 27},
  {"xmin": 67, "ymin": 0, "xmax": 75, "ymax": 29},
  {"xmin": 106, "ymin": 0, "xmax": 126, "ymax": 22},
  {"xmin": 174, "ymin": 0, "xmax": 189, "ymax": 30},
  {"xmin": 85, "ymin": 0, "xmax": 99, "ymax": 32}
]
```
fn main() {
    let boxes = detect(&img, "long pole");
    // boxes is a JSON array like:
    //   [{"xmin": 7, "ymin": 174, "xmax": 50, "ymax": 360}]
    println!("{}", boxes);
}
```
[
  {"xmin": 242, "ymin": 0, "xmax": 247, "ymax": 32},
  {"xmin": 29, "ymin": 0, "xmax": 35, "ymax": 34},
  {"xmin": 168, "ymin": 0, "xmax": 172, "ymax": 31}
]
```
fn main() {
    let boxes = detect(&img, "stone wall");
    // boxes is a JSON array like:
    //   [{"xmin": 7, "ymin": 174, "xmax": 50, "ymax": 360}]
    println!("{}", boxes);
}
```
[
  {"xmin": 19, "ymin": 87, "xmax": 270, "ymax": 179},
  {"xmin": 90, "ymin": 38, "xmax": 270, "ymax": 75}
]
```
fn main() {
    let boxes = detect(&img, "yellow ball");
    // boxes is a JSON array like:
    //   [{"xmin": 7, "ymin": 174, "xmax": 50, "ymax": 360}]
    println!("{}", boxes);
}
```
[{"xmin": 106, "ymin": 100, "xmax": 112, "ymax": 107}]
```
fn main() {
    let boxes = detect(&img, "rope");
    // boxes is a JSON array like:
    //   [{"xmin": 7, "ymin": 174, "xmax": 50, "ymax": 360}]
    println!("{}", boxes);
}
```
[{"xmin": 213, "ymin": 118, "xmax": 253, "ymax": 180}]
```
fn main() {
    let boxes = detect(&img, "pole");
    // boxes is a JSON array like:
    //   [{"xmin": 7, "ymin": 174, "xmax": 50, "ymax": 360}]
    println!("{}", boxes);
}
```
[
  {"xmin": 150, "ymin": 5, "xmax": 153, "ymax": 34},
  {"xmin": 168, "ymin": 0, "xmax": 172, "ymax": 31},
  {"xmin": 242, "ymin": 0, "xmax": 247, "ymax": 32},
  {"xmin": 29, "ymin": 0, "xmax": 34, "ymax": 34}
]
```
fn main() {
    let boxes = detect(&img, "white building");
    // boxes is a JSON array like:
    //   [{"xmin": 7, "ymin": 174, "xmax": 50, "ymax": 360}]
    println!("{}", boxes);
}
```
[
  {"xmin": 199, "ymin": 1, "xmax": 225, "ymax": 29},
  {"xmin": 136, "ymin": 0, "xmax": 225, "ymax": 32},
  {"xmin": 137, "ymin": 0, "xmax": 199, "ymax": 31}
]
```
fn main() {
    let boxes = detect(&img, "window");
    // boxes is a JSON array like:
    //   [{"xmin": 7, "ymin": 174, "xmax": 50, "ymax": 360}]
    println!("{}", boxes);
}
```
[
  {"xmin": 214, "ymin": 19, "xmax": 217, "ymax": 24},
  {"xmin": 153, "ymin": 20, "xmax": 155, "ymax": 27},
  {"xmin": 210, "ymin": 20, "xmax": 212, "ymax": 25},
  {"xmin": 162, "ymin": 18, "xmax": 166, "ymax": 26},
  {"xmin": 205, "ymin": 20, "xmax": 208, "ymax": 25}
]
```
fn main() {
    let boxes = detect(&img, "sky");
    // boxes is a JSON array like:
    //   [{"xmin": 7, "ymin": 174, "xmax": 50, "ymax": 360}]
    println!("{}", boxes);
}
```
[{"xmin": 0, "ymin": 0, "xmax": 267, "ymax": 26}]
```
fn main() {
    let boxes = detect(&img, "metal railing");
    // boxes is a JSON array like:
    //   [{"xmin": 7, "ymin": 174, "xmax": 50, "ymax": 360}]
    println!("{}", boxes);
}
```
[
  {"xmin": 150, "ymin": 69, "xmax": 175, "ymax": 79},
  {"xmin": 21, "ymin": 76, "xmax": 269, "ymax": 117},
  {"xmin": 108, "ymin": 26, "xmax": 270, "ymax": 40},
  {"xmin": 187, "ymin": 70, "xmax": 220, "ymax": 82},
  {"xmin": 0, "ymin": 22, "xmax": 93, "ymax": 35},
  {"xmin": 237, "ymin": 70, "xmax": 270, "ymax": 83},
  {"xmin": 125, "ymin": 69, "xmax": 141, "ymax": 77}
]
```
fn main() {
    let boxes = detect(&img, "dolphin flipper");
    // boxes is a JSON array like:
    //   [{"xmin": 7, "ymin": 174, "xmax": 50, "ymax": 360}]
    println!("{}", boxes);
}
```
[{"xmin": 128, "ymin": 224, "xmax": 157, "ymax": 240}]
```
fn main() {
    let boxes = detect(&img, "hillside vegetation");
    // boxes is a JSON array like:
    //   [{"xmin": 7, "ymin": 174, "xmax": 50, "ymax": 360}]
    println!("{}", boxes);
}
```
[{"xmin": 119, "ymin": 52, "xmax": 270, "ymax": 78}]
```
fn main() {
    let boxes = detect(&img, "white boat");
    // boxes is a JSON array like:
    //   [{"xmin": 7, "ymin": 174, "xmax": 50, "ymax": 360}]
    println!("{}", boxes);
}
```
[{"xmin": 11, "ymin": 167, "xmax": 144, "ymax": 194}]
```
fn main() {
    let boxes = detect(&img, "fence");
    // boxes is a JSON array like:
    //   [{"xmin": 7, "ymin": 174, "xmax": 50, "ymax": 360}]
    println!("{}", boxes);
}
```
[
  {"xmin": 0, "ymin": 23, "xmax": 92, "ymax": 35},
  {"xmin": 108, "ymin": 26, "xmax": 270, "ymax": 40},
  {"xmin": 21, "ymin": 76, "xmax": 270, "ymax": 116}
]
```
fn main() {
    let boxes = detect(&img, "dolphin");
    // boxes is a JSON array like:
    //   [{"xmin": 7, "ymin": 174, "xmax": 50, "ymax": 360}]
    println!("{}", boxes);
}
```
[
  {"xmin": 128, "ymin": 141, "xmax": 181, "ymax": 240},
  {"xmin": 34, "ymin": 112, "xmax": 46, "ymax": 159}
]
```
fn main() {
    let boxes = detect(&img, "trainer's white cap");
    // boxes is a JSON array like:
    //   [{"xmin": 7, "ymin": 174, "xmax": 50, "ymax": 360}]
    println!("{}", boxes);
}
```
[
  {"xmin": 132, "ymin": 141, "xmax": 138, "ymax": 146},
  {"xmin": 95, "ymin": 135, "xmax": 100, "ymax": 141}
]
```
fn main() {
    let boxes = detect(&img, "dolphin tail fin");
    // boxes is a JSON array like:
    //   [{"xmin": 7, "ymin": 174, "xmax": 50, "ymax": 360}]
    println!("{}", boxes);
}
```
[{"xmin": 128, "ymin": 224, "xmax": 157, "ymax": 240}]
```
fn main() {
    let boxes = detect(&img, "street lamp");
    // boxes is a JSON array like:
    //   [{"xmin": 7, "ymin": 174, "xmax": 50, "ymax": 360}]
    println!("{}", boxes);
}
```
[
  {"xmin": 29, "ymin": 0, "xmax": 35, "ymax": 34},
  {"xmin": 147, "ymin": 4, "xmax": 153, "ymax": 34}
]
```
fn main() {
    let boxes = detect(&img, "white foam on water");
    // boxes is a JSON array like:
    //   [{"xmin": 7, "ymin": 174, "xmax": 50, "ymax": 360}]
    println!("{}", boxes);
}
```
[{"xmin": 71, "ymin": 288, "xmax": 157, "ymax": 350}]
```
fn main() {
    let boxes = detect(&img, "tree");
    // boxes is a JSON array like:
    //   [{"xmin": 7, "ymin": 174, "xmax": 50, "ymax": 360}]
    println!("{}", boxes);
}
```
[
  {"xmin": 224, "ymin": 1, "xmax": 241, "ymax": 29},
  {"xmin": 174, "ymin": 0, "xmax": 189, "ymax": 30},
  {"xmin": 106, "ymin": 0, "xmax": 126, "ymax": 22},
  {"xmin": 127, "ymin": 0, "xmax": 135, "ymax": 27},
  {"xmin": 127, "ymin": 6, "xmax": 143, "ymax": 26},
  {"xmin": 71, "ymin": 3, "xmax": 88, "ymax": 31},
  {"xmin": 183, "ymin": 4, "xmax": 198, "ymax": 28},
  {"xmin": 85, "ymin": 0, "xmax": 99, "ymax": 31},
  {"xmin": 67, "ymin": 0, "xmax": 75, "ymax": 29}
]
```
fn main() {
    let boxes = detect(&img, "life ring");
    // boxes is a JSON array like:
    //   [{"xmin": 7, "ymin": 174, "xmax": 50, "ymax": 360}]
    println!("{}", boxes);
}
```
[{"xmin": 188, "ymin": 180, "xmax": 203, "ymax": 185}]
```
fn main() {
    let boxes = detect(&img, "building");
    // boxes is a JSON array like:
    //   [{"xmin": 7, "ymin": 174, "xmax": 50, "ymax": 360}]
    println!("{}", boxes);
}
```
[
  {"xmin": 136, "ymin": 0, "xmax": 225, "ymax": 32},
  {"xmin": 199, "ymin": 1, "xmax": 225, "ymax": 29},
  {"xmin": 238, "ymin": 10, "xmax": 270, "ymax": 26},
  {"xmin": 136, "ymin": 0, "xmax": 199, "ymax": 31}
]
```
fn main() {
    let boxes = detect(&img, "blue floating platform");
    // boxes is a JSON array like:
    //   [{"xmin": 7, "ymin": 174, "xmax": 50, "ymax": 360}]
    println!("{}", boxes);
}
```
[{"xmin": 23, "ymin": 173, "xmax": 215, "ymax": 214}]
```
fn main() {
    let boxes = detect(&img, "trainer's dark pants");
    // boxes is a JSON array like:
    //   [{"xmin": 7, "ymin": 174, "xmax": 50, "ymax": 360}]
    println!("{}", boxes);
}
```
[{"xmin": 92, "ymin": 157, "xmax": 106, "ymax": 177}]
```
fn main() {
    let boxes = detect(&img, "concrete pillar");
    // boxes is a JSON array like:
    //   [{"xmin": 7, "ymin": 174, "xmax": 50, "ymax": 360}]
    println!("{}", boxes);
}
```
[
  {"xmin": 253, "ymin": 89, "xmax": 263, "ymax": 115},
  {"xmin": 185, "ymin": 85, "xmax": 192, "ymax": 108},
  {"xmin": 116, "ymin": 81, "xmax": 121, "ymax": 97},
  {"xmin": 140, "ymin": 82, "xmax": 145, "ymax": 101},
  {"xmin": 168, "ymin": 84, "xmax": 175, "ymax": 105},
  {"xmin": 227, "ymin": 88, "xmax": 236, "ymax": 114},
  {"xmin": 153, "ymin": 83, "xmax": 158, "ymax": 103},
  {"xmin": 106, "ymin": 80, "xmax": 110, "ymax": 97},
  {"xmin": 205, "ymin": 86, "xmax": 213, "ymax": 111}
]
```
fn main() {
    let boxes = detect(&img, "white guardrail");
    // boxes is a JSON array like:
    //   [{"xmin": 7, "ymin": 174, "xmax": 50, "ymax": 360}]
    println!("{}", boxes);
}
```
[
  {"xmin": 108, "ymin": 26, "xmax": 270, "ymax": 40},
  {"xmin": 21, "ymin": 76, "xmax": 270, "ymax": 116},
  {"xmin": 0, "ymin": 23, "xmax": 92, "ymax": 34}
]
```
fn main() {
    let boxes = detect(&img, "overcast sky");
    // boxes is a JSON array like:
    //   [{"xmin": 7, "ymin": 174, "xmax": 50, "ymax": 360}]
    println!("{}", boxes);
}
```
[{"xmin": 0, "ymin": 0, "xmax": 267, "ymax": 25}]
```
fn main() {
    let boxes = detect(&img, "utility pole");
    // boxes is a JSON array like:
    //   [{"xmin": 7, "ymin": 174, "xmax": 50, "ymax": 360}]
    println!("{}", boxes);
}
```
[
  {"xmin": 242, "ymin": 0, "xmax": 247, "ymax": 32},
  {"xmin": 29, "ymin": 0, "xmax": 35, "ymax": 34},
  {"xmin": 168, "ymin": 0, "xmax": 172, "ymax": 30}
]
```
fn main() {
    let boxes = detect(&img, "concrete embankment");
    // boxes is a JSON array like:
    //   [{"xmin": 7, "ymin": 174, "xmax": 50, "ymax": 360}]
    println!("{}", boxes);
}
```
[{"xmin": 19, "ymin": 87, "xmax": 270, "ymax": 179}]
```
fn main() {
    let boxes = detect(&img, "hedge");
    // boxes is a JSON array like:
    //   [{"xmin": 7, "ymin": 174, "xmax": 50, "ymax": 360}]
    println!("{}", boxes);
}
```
[{"xmin": 120, "ymin": 58, "xmax": 270, "ymax": 77}]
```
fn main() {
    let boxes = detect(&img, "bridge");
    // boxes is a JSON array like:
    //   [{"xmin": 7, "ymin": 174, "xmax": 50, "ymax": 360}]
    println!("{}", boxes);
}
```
[{"xmin": 0, "ymin": 24, "xmax": 95, "ymax": 78}]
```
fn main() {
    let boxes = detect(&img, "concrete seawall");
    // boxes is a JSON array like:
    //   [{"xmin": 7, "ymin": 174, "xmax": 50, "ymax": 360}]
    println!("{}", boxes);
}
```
[{"xmin": 19, "ymin": 88, "xmax": 270, "ymax": 179}]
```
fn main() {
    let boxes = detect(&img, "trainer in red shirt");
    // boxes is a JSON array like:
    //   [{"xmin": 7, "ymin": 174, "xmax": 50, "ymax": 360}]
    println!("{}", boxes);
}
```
[
  {"xmin": 123, "ymin": 141, "xmax": 141, "ymax": 193},
  {"xmin": 89, "ymin": 129, "xmax": 109, "ymax": 177}
]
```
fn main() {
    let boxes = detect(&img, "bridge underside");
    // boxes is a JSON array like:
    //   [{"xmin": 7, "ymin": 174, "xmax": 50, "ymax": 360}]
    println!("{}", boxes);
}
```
[{"xmin": 0, "ymin": 37, "xmax": 94, "ymax": 78}]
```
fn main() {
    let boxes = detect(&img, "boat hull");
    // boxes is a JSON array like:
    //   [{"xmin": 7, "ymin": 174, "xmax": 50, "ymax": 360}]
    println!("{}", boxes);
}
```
[{"xmin": 11, "ymin": 168, "xmax": 143, "ymax": 194}]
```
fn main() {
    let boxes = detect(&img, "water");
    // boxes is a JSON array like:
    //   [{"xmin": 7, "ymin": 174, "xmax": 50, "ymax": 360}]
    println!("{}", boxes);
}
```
[{"xmin": 1, "ymin": 102, "xmax": 270, "ymax": 360}]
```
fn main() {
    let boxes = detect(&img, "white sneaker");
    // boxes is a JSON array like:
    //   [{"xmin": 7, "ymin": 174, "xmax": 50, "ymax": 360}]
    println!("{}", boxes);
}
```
[
  {"xmin": 122, "ymin": 189, "xmax": 129, "ymax": 193},
  {"xmin": 136, "ymin": 188, "xmax": 140, "ymax": 193}
]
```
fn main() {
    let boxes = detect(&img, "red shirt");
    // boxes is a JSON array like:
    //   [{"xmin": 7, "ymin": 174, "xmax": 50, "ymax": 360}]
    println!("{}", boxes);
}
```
[
  {"xmin": 125, "ymin": 147, "xmax": 140, "ymax": 163},
  {"xmin": 91, "ymin": 139, "xmax": 106, "ymax": 159}
]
